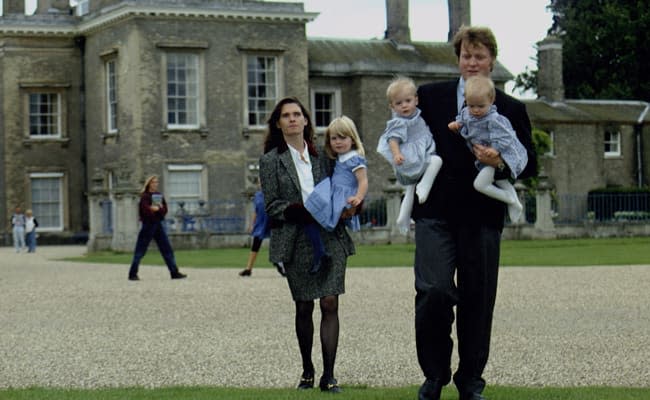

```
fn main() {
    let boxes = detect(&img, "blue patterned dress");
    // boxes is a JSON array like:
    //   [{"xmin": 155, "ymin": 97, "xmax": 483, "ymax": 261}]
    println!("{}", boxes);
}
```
[
  {"xmin": 305, "ymin": 150, "xmax": 367, "ymax": 232},
  {"xmin": 377, "ymin": 108, "xmax": 436, "ymax": 185},
  {"xmin": 455, "ymin": 105, "xmax": 528, "ymax": 179}
]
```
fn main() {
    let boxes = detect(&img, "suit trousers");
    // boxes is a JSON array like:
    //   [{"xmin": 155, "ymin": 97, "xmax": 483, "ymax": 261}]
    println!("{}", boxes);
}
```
[{"xmin": 414, "ymin": 217, "xmax": 500, "ymax": 394}]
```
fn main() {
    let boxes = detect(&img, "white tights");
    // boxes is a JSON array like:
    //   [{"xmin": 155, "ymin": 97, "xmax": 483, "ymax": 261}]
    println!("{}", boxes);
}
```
[
  {"xmin": 473, "ymin": 166, "xmax": 523, "ymax": 222},
  {"xmin": 396, "ymin": 155, "xmax": 443, "ymax": 234}
]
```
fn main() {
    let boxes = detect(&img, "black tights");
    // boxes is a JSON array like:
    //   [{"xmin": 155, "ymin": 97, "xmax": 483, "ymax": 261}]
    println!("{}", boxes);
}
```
[{"xmin": 295, "ymin": 295, "xmax": 339, "ymax": 379}]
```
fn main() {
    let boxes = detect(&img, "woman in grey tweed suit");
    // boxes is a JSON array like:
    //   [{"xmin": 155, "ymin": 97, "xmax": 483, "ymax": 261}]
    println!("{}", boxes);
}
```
[{"xmin": 259, "ymin": 97, "xmax": 356, "ymax": 393}]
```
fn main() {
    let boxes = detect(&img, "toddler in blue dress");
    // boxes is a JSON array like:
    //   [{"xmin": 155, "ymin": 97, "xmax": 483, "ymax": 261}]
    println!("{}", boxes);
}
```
[
  {"xmin": 305, "ymin": 116, "xmax": 368, "ymax": 273},
  {"xmin": 448, "ymin": 75, "xmax": 528, "ymax": 222},
  {"xmin": 377, "ymin": 76, "xmax": 442, "ymax": 234}
]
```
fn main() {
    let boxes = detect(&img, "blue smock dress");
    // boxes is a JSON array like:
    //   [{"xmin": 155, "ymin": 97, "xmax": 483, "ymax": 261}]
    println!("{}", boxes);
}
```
[
  {"xmin": 377, "ymin": 108, "xmax": 436, "ymax": 185},
  {"xmin": 305, "ymin": 150, "xmax": 367, "ymax": 232},
  {"xmin": 455, "ymin": 105, "xmax": 528, "ymax": 179},
  {"xmin": 251, "ymin": 190, "xmax": 270, "ymax": 239}
]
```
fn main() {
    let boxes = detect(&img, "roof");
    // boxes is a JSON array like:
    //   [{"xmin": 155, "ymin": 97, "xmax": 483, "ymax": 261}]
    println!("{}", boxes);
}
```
[
  {"xmin": 307, "ymin": 37, "xmax": 513, "ymax": 83},
  {"xmin": 524, "ymin": 99, "xmax": 650, "ymax": 125},
  {"xmin": 0, "ymin": 0, "xmax": 316, "ymax": 37}
]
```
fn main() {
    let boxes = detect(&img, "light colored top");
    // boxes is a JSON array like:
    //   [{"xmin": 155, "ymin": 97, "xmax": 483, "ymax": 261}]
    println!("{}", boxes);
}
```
[{"xmin": 287, "ymin": 141, "xmax": 314, "ymax": 202}]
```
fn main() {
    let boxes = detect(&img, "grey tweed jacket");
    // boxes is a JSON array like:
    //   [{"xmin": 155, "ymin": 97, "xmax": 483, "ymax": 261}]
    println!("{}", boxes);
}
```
[{"xmin": 259, "ymin": 145, "xmax": 355, "ymax": 265}]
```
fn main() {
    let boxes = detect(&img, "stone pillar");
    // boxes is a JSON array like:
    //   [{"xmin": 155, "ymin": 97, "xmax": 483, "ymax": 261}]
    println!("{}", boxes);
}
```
[
  {"xmin": 111, "ymin": 187, "xmax": 140, "ymax": 252},
  {"xmin": 86, "ymin": 171, "xmax": 107, "ymax": 252},
  {"xmin": 534, "ymin": 167, "xmax": 556, "ymax": 236},
  {"xmin": 383, "ymin": 177, "xmax": 405, "ymax": 238},
  {"xmin": 537, "ymin": 36, "xmax": 565, "ymax": 102}
]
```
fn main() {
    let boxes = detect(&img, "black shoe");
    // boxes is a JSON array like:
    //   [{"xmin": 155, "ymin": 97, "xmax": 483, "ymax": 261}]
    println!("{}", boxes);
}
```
[
  {"xmin": 128, "ymin": 275, "xmax": 140, "ymax": 281},
  {"xmin": 273, "ymin": 263, "xmax": 286, "ymax": 277},
  {"xmin": 171, "ymin": 272, "xmax": 187, "ymax": 280},
  {"xmin": 418, "ymin": 378, "xmax": 443, "ymax": 400},
  {"xmin": 239, "ymin": 269, "xmax": 252, "ymax": 277},
  {"xmin": 459, "ymin": 393, "xmax": 486, "ymax": 400},
  {"xmin": 297, "ymin": 372, "xmax": 314, "ymax": 390},
  {"xmin": 319, "ymin": 376, "xmax": 341, "ymax": 393}
]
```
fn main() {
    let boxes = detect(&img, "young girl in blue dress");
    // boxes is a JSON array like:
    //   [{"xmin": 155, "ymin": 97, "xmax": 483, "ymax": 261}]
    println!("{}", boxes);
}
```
[
  {"xmin": 447, "ymin": 75, "xmax": 528, "ymax": 222},
  {"xmin": 377, "ymin": 76, "xmax": 443, "ymax": 234},
  {"xmin": 305, "ymin": 116, "xmax": 368, "ymax": 273}
]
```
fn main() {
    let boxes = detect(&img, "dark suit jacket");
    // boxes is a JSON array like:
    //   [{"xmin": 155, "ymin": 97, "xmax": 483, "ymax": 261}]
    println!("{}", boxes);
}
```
[
  {"xmin": 414, "ymin": 79, "xmax": 537, "ymax": 228},
  {"xmin": 259, "ymin": 144, "xmax": 355, "ymax": 264}
]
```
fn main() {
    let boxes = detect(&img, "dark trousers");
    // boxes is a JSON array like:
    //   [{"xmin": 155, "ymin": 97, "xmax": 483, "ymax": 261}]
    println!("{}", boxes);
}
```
[
  {"xmin": 414, "ymin": 218, "xmax": 501, "ymax": 395},
  {"xmin": 26, "ymin": 230, "xmax": 37, "ymax": 252},
  {"xmin": 128, "ymin": 221, "xmax": 179, "ymax": 277}
]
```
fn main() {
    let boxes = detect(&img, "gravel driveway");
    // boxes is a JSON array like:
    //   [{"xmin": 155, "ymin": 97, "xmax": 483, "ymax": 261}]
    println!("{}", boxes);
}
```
[{"xmin": 1, "ymin": 245, "xmax": 648, "ymax": 389}]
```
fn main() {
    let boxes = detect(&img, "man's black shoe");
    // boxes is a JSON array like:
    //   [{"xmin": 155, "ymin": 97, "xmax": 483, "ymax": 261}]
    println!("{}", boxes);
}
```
[
  {"xmin": 418, "ymin": 378, "xmax": 443, "ymax": 400},
  {"xmin": 459, "ymin": 393, "xmax": 486, "ymax": 400}
]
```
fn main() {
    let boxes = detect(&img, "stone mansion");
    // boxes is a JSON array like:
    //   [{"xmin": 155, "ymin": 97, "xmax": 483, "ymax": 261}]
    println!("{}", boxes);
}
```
[{"xmin": 1, "ymin": 0, "xmax": 648, "ymax": 248}]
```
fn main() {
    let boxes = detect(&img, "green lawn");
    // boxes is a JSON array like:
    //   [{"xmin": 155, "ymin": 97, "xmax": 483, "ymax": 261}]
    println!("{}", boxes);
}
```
[
  {"xmin": 67, "ymin": 237, "xmax": 650, "ymax": 268},
  {"xmin": 0, "ymin": 385, "xmax": 648, "ymax": 400}
]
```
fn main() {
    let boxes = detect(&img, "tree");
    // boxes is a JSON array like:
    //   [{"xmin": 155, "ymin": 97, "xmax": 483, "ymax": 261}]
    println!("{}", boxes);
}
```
[
  {"xmin": 515, "ymin": 0, "xmax": 650, "ymax": 102},
  {"xmin": 523, "ymin": 128, "xmax": 552, "ymax": 191}
]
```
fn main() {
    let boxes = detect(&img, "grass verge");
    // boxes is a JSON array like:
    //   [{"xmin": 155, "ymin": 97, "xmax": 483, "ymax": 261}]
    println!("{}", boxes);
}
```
[
  {"xmin": 1, "ymin": 385, "xmax": 649, "ymax": 399},
  {"xmin": 66, "ymin": 237, "xmax": 650, "ymax": 268}
]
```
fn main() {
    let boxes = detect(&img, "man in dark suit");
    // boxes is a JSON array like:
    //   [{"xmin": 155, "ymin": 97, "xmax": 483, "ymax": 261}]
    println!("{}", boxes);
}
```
[{"xmin": 413, "ymin": 26, "xmax": 537, "ymax": 400}]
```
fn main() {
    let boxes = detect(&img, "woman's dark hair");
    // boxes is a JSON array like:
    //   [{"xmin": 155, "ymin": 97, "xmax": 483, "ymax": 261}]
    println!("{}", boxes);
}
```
[{"xmin": 263, "ymin": 97, "xmax": 316, "ymax": 154}]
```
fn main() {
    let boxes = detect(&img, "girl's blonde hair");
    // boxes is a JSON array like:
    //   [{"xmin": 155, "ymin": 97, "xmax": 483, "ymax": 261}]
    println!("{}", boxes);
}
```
[
  {"xmin": 386, "ymin": 75, "xmax": 417, "ymax": 102},
  {"xmin": 140, "ymin": 175, "xmax": 158, "ymax": 195},
  {"xmin": 464, "ymin": 75, "xmax": 496, "ymax": 102},
  {"xmin": 324, "ymin": 116, "xmax": 365, "ymax": 159}
]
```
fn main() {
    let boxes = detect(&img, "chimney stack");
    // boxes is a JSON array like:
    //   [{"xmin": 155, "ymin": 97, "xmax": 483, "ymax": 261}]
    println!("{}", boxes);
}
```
[
  {"xmin": 385, "ymin": 0, "xmax": 411, "ymax": 44},
  {"xmin": 447, "ymin": 0, "xmax": 471, "ymax": 41},
  {"xmin": 537, "ymin": 36, "xmax": 565, "ymax": 102},
  {"xmin": 2, "ymin": 0, "xmax": 25, "ymax": 15}
]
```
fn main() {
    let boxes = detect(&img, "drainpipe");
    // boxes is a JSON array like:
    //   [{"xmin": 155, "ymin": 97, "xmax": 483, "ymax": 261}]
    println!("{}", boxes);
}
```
[
  {"xmin": 75, "ymin": 35, "xmax": 88, "ymax": 230},
  {"xmin": 635, "ymin": 102, "xmax": 649, "ymax": 187}
]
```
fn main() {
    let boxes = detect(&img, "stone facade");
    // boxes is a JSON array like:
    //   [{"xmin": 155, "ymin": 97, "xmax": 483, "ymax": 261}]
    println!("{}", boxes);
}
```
[{"xmin": 1, "ymin": 0, "xmax": 315, "ymax": 248}]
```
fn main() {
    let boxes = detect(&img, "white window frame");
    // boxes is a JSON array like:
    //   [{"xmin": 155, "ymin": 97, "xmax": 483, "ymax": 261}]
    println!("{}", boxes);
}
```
[
  {"xmin": 604, "ymin": 129, "xmax": 621, "ymax": 158},
  {"xmin": 310, "ymin": 88, "xmax": 342, "ymax": 133},
  {"xmin": 165, "ymin": 164, "xmax": 206, "ymax": 214},
  {"xmin": 544, "ymin": 130, "xmax": 555, "ymax": 157},
  {"xmin": 75, "ymin": 0, "xmax": 89, "ymax": 16},
  {"xmin": 29, "ymin": 172, "xmax": 64, "ymax": 232},
  {"xmin": 165, "ymin": 52, "xmax": 201, "ymax": 130},
  {"xmin": 244, "ymin": 54, "xmax": 280, "ymax": 128},
  {"xmin": 105, "ymin": 59, "xmax": 118, "ymax": 134},
  {"xmin": 28, "ymin": 92, "xmax": 62, "ymax": 138}
]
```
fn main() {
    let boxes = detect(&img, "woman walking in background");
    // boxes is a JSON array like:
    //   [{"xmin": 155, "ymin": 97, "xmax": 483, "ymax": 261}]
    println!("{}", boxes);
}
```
[
  {"xmin": 24, "ymin": 209, "xmax": 38, "ymax": 253},
  {"xmin": 128, "ymin": 175, "xmax": 187, "ymax": 281},
  {"xmin": 11, "ymin": 206, "xmax": 26, "ymax": 253},
  {"xmin": 239, "ymin": 188, "xmax": 286, "ymax": 277}
]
